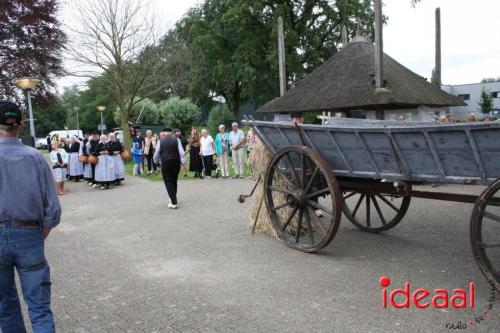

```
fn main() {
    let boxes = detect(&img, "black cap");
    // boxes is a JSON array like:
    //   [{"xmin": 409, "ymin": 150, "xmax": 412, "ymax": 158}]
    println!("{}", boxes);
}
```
[
  {"xmin": 290, "ymin": 112, "xmax": 303, "ymax": 118},
  {"xmin": 0, "ymin": 101, "xmax": 22, "ymax": 126},
  {"xmin": 162, "ymin": 127, "xmax": 172, "ymax": 132}
]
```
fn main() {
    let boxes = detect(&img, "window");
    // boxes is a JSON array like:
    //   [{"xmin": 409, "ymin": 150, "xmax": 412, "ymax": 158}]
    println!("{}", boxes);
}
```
[
  {"xmin": 491, "ymin": 91, "xmax": 500, "ymax": 98},
  {"xmin": 457, "ymin": 94, "xmax": 470, "ymax": 101}
]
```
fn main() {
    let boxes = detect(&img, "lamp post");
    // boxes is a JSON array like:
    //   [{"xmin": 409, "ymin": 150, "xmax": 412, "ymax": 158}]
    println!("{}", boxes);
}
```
[
  {"xmin": 96, "ymin": 106, "xmax": 106, "ymax": 134},
  {"xmin": 14, "ymin": 77, "xmax": 40, "ymax": 138}
]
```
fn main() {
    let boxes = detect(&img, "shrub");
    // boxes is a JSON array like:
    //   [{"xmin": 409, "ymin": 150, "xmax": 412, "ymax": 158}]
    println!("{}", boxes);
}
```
[
  {"xmin": 207, "ymin": 104, "xmax": 234, "ymax": 136},
  {"xmin": 158, "ymin": 97, "xmax": 200, "ymax": 135}
]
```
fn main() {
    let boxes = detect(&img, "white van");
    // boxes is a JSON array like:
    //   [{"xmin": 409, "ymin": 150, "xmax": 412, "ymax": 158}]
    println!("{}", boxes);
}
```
[{"xmin": 49, "ymin": 130, "xmax": 83, "ymax": 140}]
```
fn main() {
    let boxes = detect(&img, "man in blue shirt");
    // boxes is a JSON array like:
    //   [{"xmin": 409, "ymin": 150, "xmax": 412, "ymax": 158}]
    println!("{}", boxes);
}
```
[{"xmin": 0, "ymin": 101, "xmax": 61, "ymax": 333}]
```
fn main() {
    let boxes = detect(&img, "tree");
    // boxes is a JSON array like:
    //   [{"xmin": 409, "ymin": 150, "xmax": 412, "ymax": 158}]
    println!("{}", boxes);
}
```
[
  {"xmin": 173, "ymin": 0, "xmax": 376, "ymax": 117},
  {"xmin": 115, "ymin": 98, "xmax": 161, "ymax": 125},
  {"xmin": 207, "ymin": 104, "xmax": 233, "ymax": 135},
  {"xmin": 67, "ymin": 0, "xmax": 167, "ymax": 149},
  {"xmin": 481, "ymin": 77, "xmax": 500, "ymax": 83},
  {"xmin": 478, "ymin": 87, "xmax": 494, "ymax": 115},
  {"xmin": 78, "ymin": 76, "xmax": 117, "ymax": 133},
  {"xmin": 159, "ymin": 97, "xmax": 200, "ymax": 135},
  {"xmin": 0, "ymin": 0, "xmax": 66, "ymax": 101}
]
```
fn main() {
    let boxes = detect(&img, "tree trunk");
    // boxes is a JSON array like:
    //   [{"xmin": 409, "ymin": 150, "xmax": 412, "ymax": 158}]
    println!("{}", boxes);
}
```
[
  {"xmin": 229, "ymin": 83, "xmax": 241, "ymax": 118},
  {"xmin": 118, "ymin": 102, "xmax": 131, "ymax": 151}
]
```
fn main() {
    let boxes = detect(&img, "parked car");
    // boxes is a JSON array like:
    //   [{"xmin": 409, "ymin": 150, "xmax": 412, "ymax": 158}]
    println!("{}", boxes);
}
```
[{"xmin": 35, "ymin": 137, "xmax": 48, "ymax": 150}]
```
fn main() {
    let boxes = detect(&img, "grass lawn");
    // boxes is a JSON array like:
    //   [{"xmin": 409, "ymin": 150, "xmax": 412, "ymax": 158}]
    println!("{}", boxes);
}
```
[{"xmin": 124, "ymin": 151, "xmax": 251, "ymax": 181}]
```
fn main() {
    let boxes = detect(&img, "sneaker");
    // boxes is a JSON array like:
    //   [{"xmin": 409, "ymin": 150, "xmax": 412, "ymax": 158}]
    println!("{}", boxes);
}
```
[
  {"xmin": 88, "ymin": 182, "xmax": 93, "ymax": 186},
  {"xmin": 314, "ymin": 209, "xmax": 324, "ymax": 218},
  {"xmin": 101, "ymin": 186, "xmax": 106, "ymax": 190},
  {"xmin": 207, "ymin": 176, "xmax": 212, "ymax": 179},
  {"xmin": 239, "ymin": 175, "xmax": 245, "ymax": 179},
  {"xmin": 92, "ymin": 184, "xmax": 98, "ymax": 188},
  {"xmin": 170, "ymin": 204, "xmax": 178, "ymax": 209}
]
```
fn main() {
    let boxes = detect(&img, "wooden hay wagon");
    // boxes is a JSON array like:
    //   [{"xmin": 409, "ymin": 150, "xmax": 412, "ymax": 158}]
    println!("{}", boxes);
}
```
[{"xmin": 244, "ymin": 117, "xmax": 500, "ymax": 291}]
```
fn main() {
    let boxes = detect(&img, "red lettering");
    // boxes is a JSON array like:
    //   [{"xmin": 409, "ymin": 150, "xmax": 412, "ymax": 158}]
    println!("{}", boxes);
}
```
[
  {"xmin": 470, "ymin": 281, "xmax": 475, "ymax": 308},
  {"xmin": 450, "ymin": 289, "xmax": 466, "ymax": 308},
  {"xmin": 390, "ymin": 282, "xmax": 410, "ymax": 308},
  {"xmin": 412, "ymin": 289, "xmax": 430, "ymax": 308},
  {"xmin": 432, "ymin": 289, "xmax": 449, "ymax": 308}
]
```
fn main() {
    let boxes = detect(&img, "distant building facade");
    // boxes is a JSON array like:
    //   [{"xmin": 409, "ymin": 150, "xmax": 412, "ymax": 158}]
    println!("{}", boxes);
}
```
[{"xmin": 442, "ymin": 81, "xmax": 500, "ymax": 119}]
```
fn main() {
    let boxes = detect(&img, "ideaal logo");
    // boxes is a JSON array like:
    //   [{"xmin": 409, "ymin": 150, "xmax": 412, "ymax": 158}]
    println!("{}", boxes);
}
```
[
  {"xmin": 379, "ymin": 276, "xmax": 497, "ymax": 329},
  {"xmin": 379, "ymin": 276, "xmax": 475, "ymax": 309}
]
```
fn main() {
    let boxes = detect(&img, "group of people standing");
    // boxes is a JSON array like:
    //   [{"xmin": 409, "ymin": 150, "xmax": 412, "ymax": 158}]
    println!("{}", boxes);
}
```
[
  {"xmin": 128, "ymin": 122, "xmax": 254, "ymax": 180},
  {"xmin": 49, "ymin": 132, "xmax": 125, "ymax": 194},
  {"xmin": 188, "ymin": 122, "xmax": 254, "ymax": 179}
]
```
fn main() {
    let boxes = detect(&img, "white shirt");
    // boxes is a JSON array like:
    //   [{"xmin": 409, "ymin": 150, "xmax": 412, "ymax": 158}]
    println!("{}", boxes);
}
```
[
  {"xmin": 229, "ymin": 129, "xmax": 245, "ymax": 149},
  {"xmin": 200, "ymin": 135, "xmax": 214, "ymax": 156}
]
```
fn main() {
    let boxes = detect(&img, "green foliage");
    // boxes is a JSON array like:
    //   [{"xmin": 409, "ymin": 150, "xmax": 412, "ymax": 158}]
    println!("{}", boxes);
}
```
[
  {"xmin": 78, "ymin": 77, "xmax": 117, "ymax": 132},
  {"xmin": 481, "ymin": 77, "xmax": 500, "ymax": 83},
  {"xmin": 115, "ymin": 98, "xmax": 161, "ymax": 125},
  {"xmin": 430, "ymin": 68, "xmax": 440, "ymax": 87},
  {"xmin": 207, "ymin": 104, "xmax": 234, "ymax": 135},
  {"xmin": 479, "ymin": 87, "xmax": 494, "ymax": 115},
  {"xmin": 30, "ymin": 96, "xmax": 67, "ymax": 137},
  {"xmin": 161, "ymin": 0, "xmax": 375, "ymax": 117},
  {"xmin": 159, "ymin": 96, "xmax": 200, "ymax": 135}
]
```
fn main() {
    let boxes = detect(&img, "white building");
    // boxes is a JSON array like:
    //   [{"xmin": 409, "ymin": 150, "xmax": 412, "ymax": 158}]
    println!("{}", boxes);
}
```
[{"xmin": 442, "ymin": 82, "xmax": 500, "ymax": 120}]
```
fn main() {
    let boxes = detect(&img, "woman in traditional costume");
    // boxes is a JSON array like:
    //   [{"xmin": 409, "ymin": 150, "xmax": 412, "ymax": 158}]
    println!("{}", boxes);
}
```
[
  {"xmin": 49, "ymin": 142, "xmax": 68, "ymax": 195},
  {"xmin": 82, "ymin": 133, "xmax": 93, "ymax": 183},
  {"xmin": 108, "ymin": 132, "xmax": 125, "ymax": 185},
  {"xmin": 68, "ymin": 136, "xmax": 84, "ymax": 182},
  {"xmin": 94, "ymin": 134, "xmax": 115, "ymax": 190}
]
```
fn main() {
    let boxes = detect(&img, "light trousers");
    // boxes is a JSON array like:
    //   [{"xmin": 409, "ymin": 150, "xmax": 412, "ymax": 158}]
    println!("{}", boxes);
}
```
[
  {"xmin": 218, "ymin": 151, "xmax": 229, "ymax": 177},
  {"xmin": 231, "ymin": 148, "xmax": 245, "ymax": 175}
]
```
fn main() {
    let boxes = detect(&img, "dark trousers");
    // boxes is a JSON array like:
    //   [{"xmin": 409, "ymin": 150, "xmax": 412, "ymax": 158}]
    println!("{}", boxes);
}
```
[
  {"xmin": 146, "ymin": 153, "xmax": 156, "ymax": 172},
  {"xmin": 161, "ymin": 160, "xmax": 181, "ymax": 205},
  {"xmin": 202, "ymin": 155, "xmax": 213, "ymax": 177},
  {"xmin": 91, "ymin": 163, "xmax": 96, "ymax": 183}
]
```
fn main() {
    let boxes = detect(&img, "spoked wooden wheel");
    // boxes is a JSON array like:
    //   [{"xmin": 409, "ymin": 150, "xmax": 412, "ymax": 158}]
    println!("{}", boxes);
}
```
[
  {"xmin": 342, "ymin": 191, "xmax": 411, "ymax": 233},
  {"xmin": 470, "ymin": 178, "xmax": 500, "ymax": 291},
  {"xmin": 264, "ymin": 146, "xmax": 342, "ymax": 253}
]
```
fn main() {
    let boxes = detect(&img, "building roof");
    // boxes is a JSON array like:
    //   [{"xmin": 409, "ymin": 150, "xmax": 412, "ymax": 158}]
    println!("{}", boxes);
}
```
[{"xmin": 257, "ymin": 36, "xmax": 465, "ymax": 114}]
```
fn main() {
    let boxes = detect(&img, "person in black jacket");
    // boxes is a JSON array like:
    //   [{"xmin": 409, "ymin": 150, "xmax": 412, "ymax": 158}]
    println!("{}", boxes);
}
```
[{"xmin": 153, "ymin": 128, "xmax": 186, "ymax": 209}]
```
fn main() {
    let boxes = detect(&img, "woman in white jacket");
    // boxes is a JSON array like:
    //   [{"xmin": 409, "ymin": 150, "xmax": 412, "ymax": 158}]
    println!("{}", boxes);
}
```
[{"xmin": 49, "ymin": 142, "xmax": 68, "ymax": 195}]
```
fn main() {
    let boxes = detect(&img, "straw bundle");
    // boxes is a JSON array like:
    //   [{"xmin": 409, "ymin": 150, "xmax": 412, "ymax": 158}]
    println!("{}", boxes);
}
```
[{"xmin": 247, "ymin": 139, "xmax": 301, "ymax": 239}]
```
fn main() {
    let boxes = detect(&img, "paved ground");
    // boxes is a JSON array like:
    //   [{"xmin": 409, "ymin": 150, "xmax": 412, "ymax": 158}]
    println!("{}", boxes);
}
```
[{"xmin": 21, "ymin": 176, "xmax": 499, "ymax": 332}]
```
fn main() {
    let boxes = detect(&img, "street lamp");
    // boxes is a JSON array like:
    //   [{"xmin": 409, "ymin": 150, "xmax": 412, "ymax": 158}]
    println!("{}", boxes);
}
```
[
  {"xmin": 14, "ymin": 77, "xmax": 40, "ymax": 138},
  {"xmin": 96, "ymin": 106, "xmax": 106, "ymax": 134}
]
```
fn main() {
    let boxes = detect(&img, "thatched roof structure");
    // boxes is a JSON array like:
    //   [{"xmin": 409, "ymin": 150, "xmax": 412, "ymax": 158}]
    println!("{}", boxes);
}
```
[{"xmin": 257, "ymin": 35, "xmax": 465, "ymax": 114}]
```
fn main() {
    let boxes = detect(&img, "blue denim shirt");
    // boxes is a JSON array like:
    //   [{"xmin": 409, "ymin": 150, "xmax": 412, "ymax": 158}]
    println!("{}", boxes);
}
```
[{"xmin": 0, "ymin": 137, "xmax": 61, "ymax": 228}]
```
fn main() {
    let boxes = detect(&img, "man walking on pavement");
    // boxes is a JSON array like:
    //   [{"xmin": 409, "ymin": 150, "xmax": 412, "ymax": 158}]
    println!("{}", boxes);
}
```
[
  {"xmin": 0, "ymin": 101, "xmax": 61, "ymax": 333},
  {"xmin": 154, "ymin": 128, "xmax": 186, "ymax": 209}
]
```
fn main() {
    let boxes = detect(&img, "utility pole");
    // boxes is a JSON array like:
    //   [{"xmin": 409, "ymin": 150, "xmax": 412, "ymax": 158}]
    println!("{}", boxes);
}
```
[
  {"xmin": 374, "ymin": 0, "xmax": 384, "ymax": 89},
  {"xmin": 278, "ymin": 17, "xmax": 286, "ymax": 96},
  {"xmin": 434, "ymin": 7, "xmax": 442, "ymax": 86}
]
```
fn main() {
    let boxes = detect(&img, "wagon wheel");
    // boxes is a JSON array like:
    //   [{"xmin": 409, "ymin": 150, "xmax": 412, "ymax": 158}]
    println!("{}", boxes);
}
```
[
  {"xmin": 264, "ymin": 145, "xmax": 342, "ymax": 253},
  {"xmin": 342, "ymin": 191, "xmax": 411, "ymax": 233},
  {"xmin": 470, "ymin": 178, "xmax": 500, "ymax": 292}
]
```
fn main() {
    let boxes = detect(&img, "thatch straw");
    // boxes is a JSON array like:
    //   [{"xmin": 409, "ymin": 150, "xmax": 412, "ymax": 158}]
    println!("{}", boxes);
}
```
[
  {"xmin": 247, "ymin": 139, "xmax": 280, "ymax": 238},
  {"xmin": 247, "ymin": 139, "xmax": 303, "ymax": 239}
]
